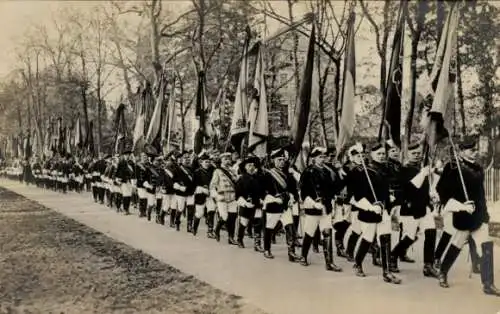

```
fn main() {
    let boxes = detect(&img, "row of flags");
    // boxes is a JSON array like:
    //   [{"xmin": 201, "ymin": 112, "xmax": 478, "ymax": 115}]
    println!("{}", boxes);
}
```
[{"xmin": 2, "ymin": 2, "xmax": 460, "ymax": 167}]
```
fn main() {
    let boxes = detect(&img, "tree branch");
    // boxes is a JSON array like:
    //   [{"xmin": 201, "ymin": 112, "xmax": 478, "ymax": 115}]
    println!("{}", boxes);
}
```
[{"xmin": 359, "ymin": 0, "xmax": 383, "ymax": 57}]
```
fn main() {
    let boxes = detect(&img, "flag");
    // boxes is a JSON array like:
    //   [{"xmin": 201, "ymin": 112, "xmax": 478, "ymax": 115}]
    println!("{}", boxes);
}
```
[
  {"xmin": 43, "ymin": 119, "xmax": 51, "ymax": 157},
  {"xmin": 290, "ymin": 24, "xmax": 315, "ymax": 156},
  {"xmin": 114, "ymin": 103, "xmax": 128, "ymax": 154},
  {"xmin": 379, "ymin": 5, "xmax": 405, "ymax": 147},
  {"xmin": 247, "ymin": 43, "xmax": 269, "ymax": 158},
  {"xmin": 66, "ymin": 125, "xmax": 72, "ymax": 155},
  {"xmin": 74, "ymin": 116, "xmax": 83, "ymax": 150},
  {"xmin": 145, "ymin": 74, "xmax": 167, "ymax": 154},
  {"xmin": 32, "ymin": 130, "xmax": 38, "ymax": 157},
  {"xmin": 210, "ymin": 78, "xmax": 228, "ymax": 149},
  {"xmin": 229, "ymin": 26, "xmax": 251, "ymax": 153},
  {"xmin": 85, "ymin": 120, "xmax": 95, "ymax": 157},
  {"xmin": 23, "ymin": 133, "xmax": 31, "ymax": 160},
  {"xmin": 133, "ymin": 84, "xmax": 147, "ymax": 151},
  {"xmin": 336, "ymin": 13, "xmax": 356, "ymax": 154},
  {"xmin": 165, "ymin": 77, "xmax": 177, "ymax": 150},
  {"xmin": 193, "ymin": 71, "xmax": 213, "ymax": 154},
  {"xmin": 423, "ymin": 3, "xmax": 459, "ymax": 157}
]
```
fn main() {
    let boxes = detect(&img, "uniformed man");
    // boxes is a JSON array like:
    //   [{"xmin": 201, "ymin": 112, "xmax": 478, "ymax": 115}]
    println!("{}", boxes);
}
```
[
  {"xmin": 172, "ymin": 151, "xmax": 195, "ymax": 232},
  {"xmin": 435, "ymin": 137, "xmax": 500, "ymax": 296},
  {"xmin": 135, "ymin": 151, "xmax": 152, "ymax": 218},
  {"xmin": 210, "ymin": 152, "xmax": 238, "ymax": 245},
  {"xmin": 261, "ymin": 148, "xmax": 300, "ymax": 262},
  {"xmin": 299, "ymin": 146, "xmax": 342, "ymax": 272},
  {"xmin": 193, "ymin": 151, "xmax": 213, "ymax": 236},
  {"xmin": 390, "ymin": 142, "xmax": 439, "ymax": 277},
  {"xmin": 116, "ymin": 150, "xmax": 135, "ymax": 215},
  {"xmin": 349, "ymin": 142, "xmax": 401, "ymax": 284}
]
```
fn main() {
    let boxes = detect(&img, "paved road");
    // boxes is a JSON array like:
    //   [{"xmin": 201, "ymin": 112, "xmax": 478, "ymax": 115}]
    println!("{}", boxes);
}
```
[{"xmin": 1, "ymin": 179, "xmax": 499, "ymax": 314}]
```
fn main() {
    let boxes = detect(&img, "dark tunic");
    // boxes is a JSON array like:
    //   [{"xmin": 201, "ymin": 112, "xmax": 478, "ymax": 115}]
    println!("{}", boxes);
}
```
[
  {"xmin": 193, "ymin": 166, "xmax": 213, "ymax": 205},
  {"xmin": 350, "ymin": 161, "xmax": 390, "ymax": 224},
  {"xmin": 299, "ymin": 164, "xmax": 340, "ymax": 216},
  {"xmin": 115, "ymin": 159, "xmax": 134, "ymax": 183},
  {"xmin": 400, "ymin": 162, "xmax": 431, "ymax": 219},
  {"xmin": 262, "ymin": 167, "xmax": 298, "ymax": 214},
  {"xmin": 173, "ymin": 165, "xmax": 195, "ymax": 197},
  {"xmin": 436, "ymin": 159, "xmax": 489, "ymax": 231},
  {"xmin": 135, "ymin": 162, "xmax": 153, "ymax": 193},
  {"xmin": 386, "ymin": 158, "xmax": 403, "ymax": 207},
  {"xmin": 235, "ymin": 171, "xmax": 263, "ymax": 218}
]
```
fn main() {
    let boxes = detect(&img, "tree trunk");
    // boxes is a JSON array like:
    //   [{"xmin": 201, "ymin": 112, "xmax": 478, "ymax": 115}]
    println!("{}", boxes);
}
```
[
  {"xmin": 333, "ymin": 59, "xmax": 341, "ymax": 135},
  {"xmin": 80, "ymin": 50, "xmax": 90, "ymax": 138},
  {"xmin": 287, "ymin": 0, "xmax": 300, "ymax": 128}
]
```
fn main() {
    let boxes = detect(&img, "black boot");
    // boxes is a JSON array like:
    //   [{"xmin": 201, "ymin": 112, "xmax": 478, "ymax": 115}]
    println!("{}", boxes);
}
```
[
  {"xmin": 122, "ymin": 197, "xmax": 131, "ymax": 215},
  {"xmin": 227, "ymin": 213, "xmax": 238, "ymax": 245},
  {"xmin": 380, "ymin": 234, "xmax": 401, "ymax": 284},
  {"xmin": 175, "ymin": 210, "xmax": 182, "ymax": 231},
  {"xmin": 139, "ymin": 199, "xmax": 147, "ymax": 217},
  {"xmin": 480, "ymin": 242, "xmax": 500, "ymax": 296},
  {"xmin": 423, "ymin": 229, "xmax": 439, "ymax": 278},
  {"xmin": 214, "ymin": 220, "xmax": 224, "ymax": 242},
  {"xmin": 299, "ymin": 234, "xmax": 313, "ymax": 266},
  {"xmin": 116, "ymin": 194, "xmax": 123, "ymax": 212},
  {"xmin": 333, "ymin": 221, "xmax": 349, "ymax": 258},
  {"xmin": 263, "ymin": 228, "xmax": 274, "ymax": 259},
  {"xmin": 391, "ymin": 236, "xmax": 415, "ymax": 273},
  {"xmin": 186, "ymin": 205, "xmax": 195, "ymax": 233},
  {"xmin": 438, "ymin": 244, "xmax": 462, "ymax": 288},
  {"xmin": 253, "ymin": 218, "xmax": 264, "ymax": 252},
  {"xmin": 354, "ymin": 239, "xmax": 371, "ymax": 277},
  {"xmin": 434, "ymin": 231, "xmax": 452, "ymax": 270},
  {"xmin": 285, "ymin": 224, "xmax": 299, "ymax": 262},
  {"xmin": 154, "ymin": 205, "xmax": 161, "ymax": 224},
  {"xmin": 293, "ymin": 215, "xmax": 302, "ymax": 247},
  {"xmin": 92, "ymin": 186, "xmax": 98, "ymax": 202},
  {"xmin": 147, "ymin": 205, "xmax": 153, "ymax": 221},
  {"xmin": 159, "ymin": 210, "xmax": 166, "ymax": 225},
  {"xmin": 237, "ymin": 223, "xmax": 246, "ymax": 248},
  {"xmin": 312, "ymin": 227, "xmax": 320, "ymax": 253},
  {"xmin": 206, "ymin": 211, "xmax": 215, "ymax": 238},
  {"xmin": 371, "ymin": 242, "xmax": 382, "ymax": 267},
  {"xmin": 469, "ymin": 235, "xmax": 481, "ymax": 274},
  {"xmin": 192, "ymin": 218, "xmax": 201, "ymax": 236},
  {"xmin": 323, "ymin": 230, "xmax": 342, "ymax": 272},
  {"xmin": 346, "ymin": 232, "xmax": 360, "ymax": 262},
  {"xmin": 169, "ymin": 209, "xmax": 176, "ymax": 228}
]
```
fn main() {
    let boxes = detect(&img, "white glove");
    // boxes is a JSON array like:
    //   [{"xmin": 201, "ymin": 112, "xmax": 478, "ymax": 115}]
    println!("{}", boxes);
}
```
[
  {"xmin": 215, "ymin": 193, "xmax": 224, "ymax": 202},
  {"xmin": 173, "ymin": 183, "xmax": 186, "ymax": 192},
  {"xmin": 314, "ymin": 201, "xmax": 325, "ymax": 210},
  {"xmin": 464, "ymin": 201, "xmax": 475, "ymax": 214},
  {"xmin": 371, "ymin": 203, "xmax": 383, "ymax": 215},
  {"xmin": 390, "ymin": 195, "xmax": 396, "ymax": 203},
  {"xmin": 144, "ymin": 181, "xmax": 152, "ymax": 189}
]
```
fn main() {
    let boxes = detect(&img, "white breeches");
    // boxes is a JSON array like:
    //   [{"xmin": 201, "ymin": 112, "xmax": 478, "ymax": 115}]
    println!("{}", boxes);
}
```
[
  {"xmin": 174, "ymin": 195, "xmax": 194, "ymax": 212},
  {"xmin": 359, "ymin": 219, "xmax": 392, "ymax": 243},
  {"xmin": 121, "ymin": 183, "xmax": 133, "ymax": 197},
  {"xmin": 265, "ymin": 208, "xmax": 294, "ymax": 229},
  {"xmin": 195, "ymin": 204, "xmax": 205, "ymax": 219},
  {"xmin": 451, "ymin": 223, "xmax": 491, "ymax": 255},
  {"xmin": 161, "ymin": 194, "xmax": 175, "ymax": 211},
  {"xmin": 291, "ymin": 202, "xmax": 299, "ymax": 216},
  {"xmin": 333, "ymin": 204, "xmax": 351, "ymax": 224},
  {"xmin": 442, "ymin": 211, "xmax": 455, "ymax": 234},
  {"xmin": 350, "ymin": 212, "xmax": 362, "ymax": 235},
  {"xmin": 399, "ymin": 208, "xmax": 436, "ymax": 241},
  {"xmin": 206, "ymin": 198, "xmax": 216, "ymax": 213},
  {"xmin": 137, "ymin": 188, "xmax": 147, "ymax": 199},
  {"xmin": 216, "ymin": 201, "xmax": 237, "ymax": 221},
  {"xmin": 147, "ymin": 192, "xmax": 155, "ymax": 207},
  {"xmin": 303, "ymin": 213, "xmax": 332, "ymax": 237}
]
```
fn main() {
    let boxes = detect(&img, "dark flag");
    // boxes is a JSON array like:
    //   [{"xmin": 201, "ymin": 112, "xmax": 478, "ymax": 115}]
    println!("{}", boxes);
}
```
[
  {"xmin": 290, "ymin": 24, "xmax": 315, "ymax": 157},
  {"xmin": 193, "ymin": 70, "xmax": 213, "ymax": 154},
  {"xmin": 114, "ymin": 103, "xmax": 128, "ymax": 154},
  {"xmin": 379, "ymin": 3, "xmax": 405, "ymax": 147},
  {"xmin": 145, "ymin": 74, "xmax": 167, "ymax": 154},
  {"xmin": 85, "ymin": 120, "xmax": 95, "ymax": 157}
]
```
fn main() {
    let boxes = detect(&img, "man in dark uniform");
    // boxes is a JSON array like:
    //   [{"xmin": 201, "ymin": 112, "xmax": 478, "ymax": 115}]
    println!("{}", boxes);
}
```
[
  {"xmin": 390, "ymin": 142, "xmax": 439, "ymax": 277},
  {"xmin": 116, "ymin": 150, "xmax": 135, "ymax": 215},
  {"xmin": 235, "ymin": 155, "xmax": 262, "ymax": 249},
  {"xmin": 435, "ymin": 137, "xmax": 500, "ymax": 296},
  {"xmin": 135, "ymin": 151, "xmax": 153, "ymax": 218},
  {"xmin": 261, "ymin": 148, "xmax": 300, "ymax": 262},
  {"xmin": 172, "ymin": 151, "xmax": 195, "ymax": 232},
  {"xmin": 299, "ymin": 146, "xmax": 342, "ymax": 272},
  {"xmin": 349, "ymin": 143, "xmax": 401, "ymax": 284},
  {"xmin": 193, "ymin": 151, "xmax": 213, "ymax": 236}
]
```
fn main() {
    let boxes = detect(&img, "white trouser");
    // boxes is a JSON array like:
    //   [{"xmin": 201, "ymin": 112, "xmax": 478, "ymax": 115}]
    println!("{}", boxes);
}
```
[
  {"xmin": 195, "ymin": 204, "xmax": 205, "ymax": 219},
  {"xmin": 303, "ymin": 213, "xmax": 332, "ymax": 237},
  {"xmin": 206, "ymin": 198, "xmax": 215, "ymax": 213},
  {"xmin": 265, "ymin": 208, "xmax": 293, "ymax": 229},
  {"xmin": 399, "ymin": 207, "xmax": 436, "ymax": 241},
  {"xmin": 175, "ymin": 195, "xmax": 194, "ymax": 212},
  {"xmin": 349, "ymin": 212, "xmax": 362, "ymax": 234},
  {"xmin": 161, "ymin": 194, "xmax": 175, "ymax": 211},
  {"xmin": 333, "ymin": 204, "xmax": 351, "ymax": 224},
  {"xmin": 216, "ymin": 201, "xmax": 237, "ymax": 221},
  {"xmin": 359, "ymin": 215, "xmax": 392, "ymax": 243},
  {"xmin": 147, "ymin": 192, "xmax": 155, "ymax": 207},
  {"xmin": 121, "ymin": 183, "xmax": 133, "ymax": 197},
  {"xmin": 451, "ymin": 223, "xmax": 491, "ymax": 256}
]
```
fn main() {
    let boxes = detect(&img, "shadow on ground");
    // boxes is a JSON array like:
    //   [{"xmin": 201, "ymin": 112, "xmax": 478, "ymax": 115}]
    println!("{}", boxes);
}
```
[{"xmin": 0, "ymin": 188, "xmax": 265, "ymax": 314}]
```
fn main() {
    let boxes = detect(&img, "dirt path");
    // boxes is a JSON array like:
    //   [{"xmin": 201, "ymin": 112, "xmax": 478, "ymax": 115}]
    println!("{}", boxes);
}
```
[{"xmin": 0, "ymin": 188, "xmax": 265, "ymax": 314}]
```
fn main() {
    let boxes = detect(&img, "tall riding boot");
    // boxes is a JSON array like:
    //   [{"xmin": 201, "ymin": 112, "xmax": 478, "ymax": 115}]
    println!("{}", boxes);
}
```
[
  {"xmin": 159, "ymin": 210, "xmax": 166, "ymax": 225},
  {"xmin": 371, "ymin": 242, "xmax": 382, "ymax": 267},
  {"xmin": 354, "ymin": 238, "xmax": 371, "ymax": 277},
  {"xmin": 106, "ymin": 190, "xmax": 112, "ymax": 206},
  {"xmin": 312, "ymin": 227, "xmax": 321, "ymax": 253},
  {"xmin": 299, "ymin": 233, "xmax": 313, "ymax": 266},
  {"xmin": 122, "ymin": 197, "xmax": 131, "ymax": 215},
  {"xmin": 380, "ymin": 234, "xmax": 401, "ymax": 284},
  {"xmin": 438, "ymin": 244, "xmax": 462, "ymax": 288},
  {"xmin": 323, "ymin": 230, "xmax": 342, "ymax": 272},
  {"xmin": 186, "ymin": 205, "xmax": 195, "ymax": 233},
  {"xmin": 284, "ymin": 224, "xmax": 299, "ymax": 262},
  {"xmin": 334, "ymin": 221, "xmax": 349, "ymax": 258},
  {"xmin": 247, "ymin": 218, "xmax": 253, "ymax": 238},
  {"xmin": 469, "ymin": 235, "xmax": 481, "ymax": 274},
  {"xmin": 99, "ymin": 188, "xmax": 105, "ymax": 204},
  {"xmin": 147, "ymin": 205, "xmax": 153, "ymax": 221},
  {"xmin": 263, "ymin": 228, "xmax": 274, "ymax": 259},
  {"xmin": 227, "ymin": 213, "xmax": 238, "ymax": 245},
  {"xmin": 480, "ymin": 242, "xmax": 500, "ymax": 296},
  {"xmin": 293, "ymin": 215, "xmax": 301, "ymax": 246},
  {"xmin": 346, "ymin": 232, "xmax": 360, "ymax": 262},
  {"xmin": 207, "ymin": 211, "xmax": 215, "ymax": 238},
  {"xmin": 192, "ymin": 217, "xmax": 201, "ymax": 236},
  {"xmin": 423, "ymin": 229, "xmax": 439, "ymax": 277},
  {"xmin": 237, "ymin": 223, "xmax": 246, "ymax": 248},
  {"xmin": 390, "ymin": 236, "xmax": 414, "ymax": 273},
  {"xmin": 434, "ymin": 231, "xmax": 452, "ymax": 270},
  {"xmin": 272, "ymin": 221, "xmax": 282, "ymax": 244},
  {"xmin": 139, "ymin": 199, "xmax": 147, "ymax": 217},
  {"xmin": 154, "ymin": 204, "xmax": 161, "ymax": 224},
  {"xmin": 92, "ymin": 186, "xmax": 98, "ymax": 202},
  {"xmin": 116, "ymin": 194, "xmax": 123, "ymax": 212},
  {"xmin": 175, "ymin": 210, "xmax": 182, "ymax": 231},
  {"xmin": 214, "ymin": 219, "xmax": 224, "ymax": 242},
  {"xmin": 169, "ymin": 209, "xmax": 176, "ymax": 228},
  {"xmin": 253, "ymin": 218, "xmax": 264, "ymax": 252}
]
